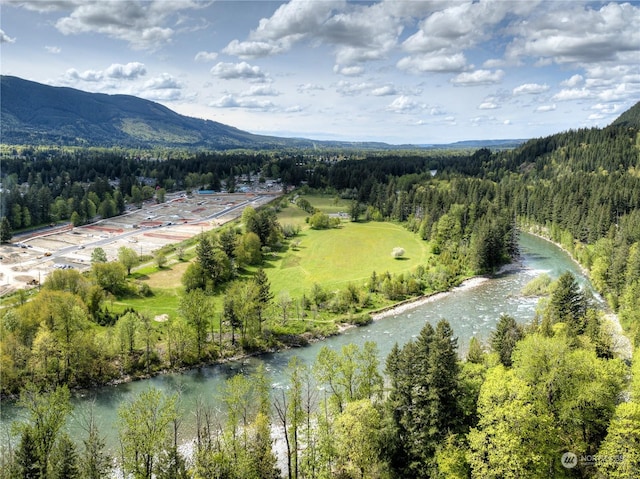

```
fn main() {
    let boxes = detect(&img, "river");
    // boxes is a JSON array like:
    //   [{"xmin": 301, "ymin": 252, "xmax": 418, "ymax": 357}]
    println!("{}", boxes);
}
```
[{"xmin": 0, "ymin": 232, "xmax": 603, "ymax": 450}]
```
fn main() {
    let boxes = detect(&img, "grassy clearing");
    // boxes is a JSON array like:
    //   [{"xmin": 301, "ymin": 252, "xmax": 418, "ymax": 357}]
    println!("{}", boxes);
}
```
[
  {"xmin": 269, "ymin": 195, "xmax": 431, "ymax": 297},
  {"xmin": 278, "ymin": 195, "xmax": 350, "ymax": 227},
  {"xmin": 111, "ymin": 287, "xmax": 183, "ymax": 319},
  {"xmin": 118, "ymin": 194, "xmax": 430, "ymax": 318}
]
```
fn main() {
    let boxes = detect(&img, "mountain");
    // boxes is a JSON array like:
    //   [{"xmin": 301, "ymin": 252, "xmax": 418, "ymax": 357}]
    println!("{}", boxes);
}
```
[
  {"xmin": 611, "ymin": 100, "xmax": 640, "ymax": 129},
  {"xmin": 1, "ymin": 75, "xmax": 527, "ymax": 151},
  {"xmin": 0, "ymin": 75, "xmax": 317, "ymax": 149}
]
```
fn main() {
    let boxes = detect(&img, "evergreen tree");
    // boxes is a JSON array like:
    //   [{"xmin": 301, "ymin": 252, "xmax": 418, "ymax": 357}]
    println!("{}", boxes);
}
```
[
  {"xmin": 384, "ymin": 321, "xmax": 461, "ymax": 478},
  {"xmin": 466, "ymin": 336, "xmax": 485, "ymax": 364},
  {"xmin": 548, "ymin": 271, "xmax": 587, "ymax": 333},
  {"xmin": 13, "ymin": 426, "xmax": 42, "ymax": 479},
  {"xmin": 0, "ymin": 216, "xmax": 13, "ymax": 243},
  {"xmin": 254, "ymin": 268, "xmax": 273, "ymax": 332},
  {"xmin": 80, "ymin": 409, "xmax": 112, "ymax": 479},
  {"xmin": 491, "ymin": 314, "xmax": 523, "ymax": 367},
  {"xmin": 50, "ymin": 434, "xmax": 80, "ymax": 479}
]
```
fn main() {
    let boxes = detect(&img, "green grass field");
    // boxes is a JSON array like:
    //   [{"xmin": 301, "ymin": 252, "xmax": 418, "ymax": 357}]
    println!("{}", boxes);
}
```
[
  {"xmin": 116, "ymin": 194, "xmax": 430, "ymax": 317},
  {"xmin": 268, "ymin": 195, "xmax": 431, "ymax": 297}
]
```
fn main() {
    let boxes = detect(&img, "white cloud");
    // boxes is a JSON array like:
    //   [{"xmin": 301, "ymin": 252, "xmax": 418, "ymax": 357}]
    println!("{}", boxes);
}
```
[
  {"xmin": 64, "ymin": 62, "xmax": 146, "ymax": 85},
  {"xmin": 140, "ymin": 89, "xmax": 183, "ymax": 102},
  {"xmin": 285, "ymin": 105, "xmax": 304, "ymax": 113},
  {"xmin": 210, "ymin": 62, "xmax": 268, "ymax": 82},
  {"xmin": 397, "ymin": 52, "xmax": 467, "ymax": 73},
  {"xmin": 478, "ymin": 102, "xmax": 498, "ymax": 110},
  {"xmin": 400, "ymin": 1, "xmax": 541, "ymax": 74},
  {"xmin": 450, "ymin": 69, "xmax": 504, "ymax": 86},
  {"xmin": 336, "ymin": 80, "xmax": 373, "ymax": 96},
  {"xmin": 512, "ymin": 83, "xmax": 550, "ymax": 95},
  {"xmin": 239, "ymin": 85, "xmax": 280, "ymax": 97},
  {"xmin": 45, "ymin": 45, "xmax": 61, "ymax": 54},
  {"xmin": 297, "ymin": 83, "xmax": 324, "ymax": 93},
  {"xmin": 0, "ymin": 29, "xmax": 16, "ymax": 43},
  {"xmin": 194, "ymin": 51, "xmax": 218, "ymax": 62},
  {"xmin": 224, "ymin": 0, "xmax": 343, "ymax": 59},
  {"xmin": 333, "ymin": 64, "xmax": 364, "ymax": 76},
  {"xmin": 483, "ymin": 58, "xmax": 506, "ymax": 69},
  {"xmin": 535, "ymin": 104, "xmax": 557, "ymax": 112},
  {"xmin": 590, "ymin": 103, "xmax": 621, "ymax": 115},
  {"xmin": 143, "ymin": 73, "xmax": 181, "ymax": 90},
  {"xmin": 105, "ymin": 62, "xmax": 147, "ymax": 80},
  {"xmin": 552, "ymin": 88, "xmax": 592, "ymax": 101},
  {"xmin": 371, "ymin": 85, "xmax": 397, "ymax": 96},
  {"xmin": 223, "ymin": 39, "xmax": 286, "ymax": 59},
  {"xmin": 49, "ymin": 1, "xmax": 204, "ymax": 50},
  {"xmin": 210, "ymin": 94, "xmax": 276, "ymax": 110},
  {"xmin": 561, "ymin": 74, "xmax": 583, "ymax": 87},
  {"xmin": 387, "ymin": 95, "xmax": 421, "ymax": 113},
  {"xmin": 65, "ymin": 68, "xmax": 103, "ymax": 82},
  {"xmin": 506, "ymin": 2, "xmax": 640, "ymax": 65}
]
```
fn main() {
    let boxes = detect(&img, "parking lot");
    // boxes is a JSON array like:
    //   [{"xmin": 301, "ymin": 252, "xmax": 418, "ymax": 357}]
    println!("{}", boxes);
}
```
[{"xmin": 0, "ymin": 191, "xmax": 278, "ymax": 296}]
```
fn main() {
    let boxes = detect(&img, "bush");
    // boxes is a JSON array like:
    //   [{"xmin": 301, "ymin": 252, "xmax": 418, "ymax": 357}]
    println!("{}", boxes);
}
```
[{"xmin": 309, "ymin": 211, "xmax": 331, "ymax": 229}]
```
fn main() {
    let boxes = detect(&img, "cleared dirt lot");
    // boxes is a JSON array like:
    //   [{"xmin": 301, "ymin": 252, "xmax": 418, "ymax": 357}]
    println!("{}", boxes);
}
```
[{"xmin": 0, "ymin": 191, "xmax": 278, "ymax": 296}]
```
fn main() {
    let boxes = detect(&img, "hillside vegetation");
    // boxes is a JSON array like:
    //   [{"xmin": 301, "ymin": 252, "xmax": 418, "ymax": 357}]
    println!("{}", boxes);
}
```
[{"xmin": 1, "ymin": 101, "xmax": 640, "ymax": 478}]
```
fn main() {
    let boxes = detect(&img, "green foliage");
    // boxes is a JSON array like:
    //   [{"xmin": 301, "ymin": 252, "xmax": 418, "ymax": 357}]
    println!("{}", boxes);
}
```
[
  {"xmin": 468, "ymin": 366, "xmax": 558, "ymax": 478},
  {"xmin": 546, "ymin": 271, "xmax": 588, "ymax": 334},
  {"xmin": 179, "ymin": 289, "xmax": 213, "ymax": 360},
  {"xmin": 521, "ymin": 273, "xmax": 552, "ymax": 296},
  {"xmin": 314, "ymin": 342, "xmax": 383, "ymax": 413},
  {"xmin": 117, "ymin": 388, "xmax": 178, "ymax": 479},
  {"xmin": 597, "ymin": 402, "xmax": 640, "ymax": 477},
  {"xmin": 384, "ymin": 321, "xmax": 461, "ymax": 478},
  {"xmin": 92, "ymin": 261, "xmax": 127, "ymax": 295},
  {"xmin": 0, "ymin": 216, "xmax": 12, "ymax": 243},
  {"xmin": 511, "ymin": 334, "xmax": 626, "ymax": 459},
  {"xmin": 50, "ymin": 434, "xmax": 80, "ymax": 479},
  {"xmin": 15, "ymin": 384, "xmax": 73, "ymax": 478},
  {"xmin": 308, "ymin": 211, "xmax": 332, "ymax": 229},
  {"xmin": 333, "ymin": 400, "xmax": 386, "ymax": 478},
  {"xmin": 90, "ymin": 247, "xmax": 107, "ymax": 263},
  {"xmin": 490, "ymin": 314, "xmax": 523, "ymax": 367}
]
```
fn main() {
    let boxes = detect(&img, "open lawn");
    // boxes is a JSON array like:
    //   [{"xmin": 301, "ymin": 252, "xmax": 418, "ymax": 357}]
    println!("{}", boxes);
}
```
[
  {"xmin": 267, "ymin": 218, "xmax": 430, "ymax": 298},
  {"xmin": 278, "ymin": 194, "xmax": 351, "ymax": 227},
  {"xmin": 114, "ymin": 194, "xmax": 430, "ymax": 317},
  {"xmin": 111, "ymin": 287, "xmax": 182, "ymax": 319}
]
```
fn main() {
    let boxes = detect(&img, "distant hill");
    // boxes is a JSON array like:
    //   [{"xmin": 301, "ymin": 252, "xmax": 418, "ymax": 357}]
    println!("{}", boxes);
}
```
[
  {"xmin": 611, "ymin": 100, "xmax": 640, "ymax": 129},
  {"xmin": 421, "ymin": 139, "xmax": 527, "ymax": 150},
  {"xmin": 1, "ymin": 75, "xmax": 527, "ymax": 151},
  {"xmin": 0, "ymin": 75, "xmax": 318, "ymax": 149}
]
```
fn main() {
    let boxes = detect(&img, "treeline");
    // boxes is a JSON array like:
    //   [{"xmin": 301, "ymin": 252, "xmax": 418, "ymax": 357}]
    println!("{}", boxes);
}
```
[
  {"xmin": 3, "ymin": 272, "xmax": 638, "ymax": 478},
  {"xmin": 496, "ymin": 125, "xmax": 640, "ymax": 345}
]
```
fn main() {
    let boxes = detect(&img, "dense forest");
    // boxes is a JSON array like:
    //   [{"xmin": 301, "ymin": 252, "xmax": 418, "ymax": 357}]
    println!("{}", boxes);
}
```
[{"xmin": 1, "ymin": 103, "xmax": 640, "ymax": 477}]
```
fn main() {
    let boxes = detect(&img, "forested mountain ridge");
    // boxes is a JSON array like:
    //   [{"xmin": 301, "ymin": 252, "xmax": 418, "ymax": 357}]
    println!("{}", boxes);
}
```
[
  {"xmin": 611, "ymin": 100, "xmax": 640, "ymax": 129},
  {"xmin": 1, "ymin": 75, "xmax": 525, "ymax": 151},
  {"xmin": 0, "ymin": 75, "xmax": 304, "ymax": 149}
]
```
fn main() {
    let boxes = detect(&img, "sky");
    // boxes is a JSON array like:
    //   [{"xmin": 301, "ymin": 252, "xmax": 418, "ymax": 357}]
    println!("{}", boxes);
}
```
[{"xmin": 1, "ymin": 0, "xmax": 639, "ymax": 145}]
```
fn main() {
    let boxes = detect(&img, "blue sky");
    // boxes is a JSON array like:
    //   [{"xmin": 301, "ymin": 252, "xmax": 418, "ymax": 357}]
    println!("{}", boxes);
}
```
[{"xmin": 1, "ymin": 0, "xmax": 639, "ymax": 144}]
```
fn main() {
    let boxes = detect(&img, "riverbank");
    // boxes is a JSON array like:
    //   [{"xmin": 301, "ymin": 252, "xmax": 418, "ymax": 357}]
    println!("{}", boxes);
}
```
[
  {"xmin": 371, "ymin": 276, "xmax": 489, "ymax": 321},
  {"xmin": 520, "ymin": 227, "xmax": 632, "ymax": 361}
]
